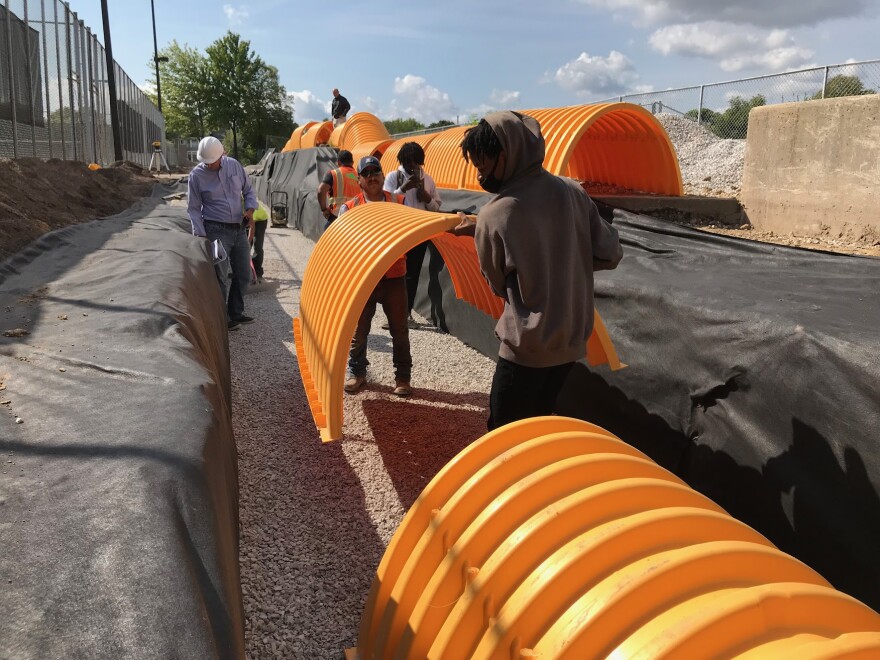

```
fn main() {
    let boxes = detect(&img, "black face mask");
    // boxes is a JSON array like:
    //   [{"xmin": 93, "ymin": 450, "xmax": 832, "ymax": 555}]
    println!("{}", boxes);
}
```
[{"xmin": 478, "ymin": 155, "xmax": 503, "ymax": 193}]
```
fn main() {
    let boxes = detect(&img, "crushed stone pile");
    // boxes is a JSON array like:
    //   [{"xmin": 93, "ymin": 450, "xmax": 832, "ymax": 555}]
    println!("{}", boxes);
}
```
[{"xmin": 655, "ymin": 113, "xmax": 746, "ymax": 198}]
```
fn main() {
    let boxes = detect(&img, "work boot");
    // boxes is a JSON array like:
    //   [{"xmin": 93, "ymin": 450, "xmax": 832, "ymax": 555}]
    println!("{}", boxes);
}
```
[
  {"xmin": 344, "ymin": 375, "xmax": 366, "ymax": 393},
  {"xmin": 393, "ymin": 380, "xmax": 412, "ymax": 397}
]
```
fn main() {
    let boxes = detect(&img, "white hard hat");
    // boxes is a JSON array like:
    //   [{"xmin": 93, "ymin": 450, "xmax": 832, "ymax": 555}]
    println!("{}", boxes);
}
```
[{"xmin": 197, "ymin": 136, "xmax": 224, "ymax": 164}]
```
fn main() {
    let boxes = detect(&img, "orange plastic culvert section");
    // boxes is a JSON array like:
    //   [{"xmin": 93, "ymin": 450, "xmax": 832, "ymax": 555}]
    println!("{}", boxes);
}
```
[
  {"xmin": 300, "ymin": 120, "xmax": 333, "ymax": 149},
  {"xmin": 426, "ymin": 103, "xmax": 682, "ymax": 195},
  {"xmin": 350, "ymin": 139, "xmax": 395, "ymax": 168},
  {"xmin": 379, "ymin": 132, "xmax": 441, "ymax": 177},
  {"xmin": 337, "ymin": 112, "xmax": 391, "ymax": 152},
  {"xmin": 350, "ymin": 416, "xmax": 880, "ymax": 659},
  {"xmin": 293, "ymin": 205, "xmax": 460, "ymax": 442},
  {"xmin": 281, "ymin": 122, "xmax": 317, "ymax": 152}
]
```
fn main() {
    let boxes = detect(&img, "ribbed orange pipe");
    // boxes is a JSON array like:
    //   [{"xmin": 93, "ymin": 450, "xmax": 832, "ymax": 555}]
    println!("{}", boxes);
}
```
[
  {"xmin": 329, "ymin": 123, "xmax": 345, "ymax": 148},
  {"xmin": 379, "ymin": 133, "xmax": 441, "ymax": 177},
  {"xmin": 350, "ymin": 417, "xmax": 880, "ymax": 659},
  {"xmin": 350, "ymin": 139, "xmax": 395, "ymax": 167},
  {"xmin": 426, "ymin": 104, "xmax": 681, "ymax": 195},
  {"xmin": 300, "ymin": 120, "xmax": 333, "ymax": 149},
  {"xmin": 281, "ymin": 122, "xmax": 315, "ymax": 152},
  {"xmin": 423, "ymin": 125, "xmax": 471, "ymax": 191},
  {"xmin": 337, "ymin": 112, "xmax": 391, "ymax": 152}
]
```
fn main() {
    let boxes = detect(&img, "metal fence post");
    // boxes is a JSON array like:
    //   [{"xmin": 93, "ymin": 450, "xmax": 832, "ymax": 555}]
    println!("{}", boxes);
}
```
[
  {"xmin": 22, "ymin": 0, "xmax": 36, "ymax": 156},
  {"xmin": 40, "ymin": 0, "xmax": 53, "ymax": 158},
  {"xmin": 65, "ymin": 7, "xmax": 77, "ymax": 161},
  {"xmin": 697, "ymin": 85, "xmax": 705, "ymax": 125},
  {"xmin": 821, "ymin": 66, "xmax": 829, "ymax": 99},
  {"xmin": 4, "ymin": 0, "xmax": 19, "ymax": 157}
]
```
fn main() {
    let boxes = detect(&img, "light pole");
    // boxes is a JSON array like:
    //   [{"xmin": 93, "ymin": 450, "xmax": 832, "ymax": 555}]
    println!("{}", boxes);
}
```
[
  {"xmin": 150, "ymin": 0, "xmax": 168, "ymax": 112},
  {"xmin": 100, "ymin": 0, "xmax": 123, "ymax": 162}
]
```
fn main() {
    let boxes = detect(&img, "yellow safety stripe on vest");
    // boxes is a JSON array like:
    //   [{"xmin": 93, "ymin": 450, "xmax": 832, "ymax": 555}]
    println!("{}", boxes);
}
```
[{"xmin": 328, "ymin": 168, "xmax": 360, "ymax": 208}]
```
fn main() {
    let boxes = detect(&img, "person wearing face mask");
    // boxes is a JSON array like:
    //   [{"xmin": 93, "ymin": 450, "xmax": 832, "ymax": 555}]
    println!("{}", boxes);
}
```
[
  {"xmin": 449, "ymin": 111, "xmax": 623, "ymax": 430},
  {"xmin": 338, "ymin": 156, "xmax": 412, "ymax": 397},
  {"xmin": 383, "ymin": 141, "xmax": 441, "ymax": 328}
]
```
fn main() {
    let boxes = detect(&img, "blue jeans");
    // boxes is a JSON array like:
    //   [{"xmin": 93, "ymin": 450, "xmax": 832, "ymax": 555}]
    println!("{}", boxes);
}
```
[
  {"xmin": 205, "ymin": 220, "xmax": 251, "ymax": 320},
  {"xmin": 349, "ymin": 276, "xmax": 412, "ymax": 381}
]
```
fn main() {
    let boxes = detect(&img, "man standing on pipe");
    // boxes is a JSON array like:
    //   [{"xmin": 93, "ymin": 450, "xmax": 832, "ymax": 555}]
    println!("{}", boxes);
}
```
[
  {"xmin": 331, "ymin": 88, "xmax": 351, "ymax": 127},
  {"xmin": 449, "ymin": 112, "xmax": 623, "ymax": 430}
]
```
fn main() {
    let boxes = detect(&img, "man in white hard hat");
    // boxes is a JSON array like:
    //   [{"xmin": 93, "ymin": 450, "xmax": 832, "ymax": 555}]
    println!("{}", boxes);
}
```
[{"xmin": 187, "ymin": 136, "xmax": 258, "ymax": 330}]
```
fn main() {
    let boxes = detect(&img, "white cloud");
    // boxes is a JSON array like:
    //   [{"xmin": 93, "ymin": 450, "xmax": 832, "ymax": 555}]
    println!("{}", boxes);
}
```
[
  {"xmin": 489, "ymin": 88, "xmax": 521, "ymax": 107},
  {"xmin": 223, "ymin": 4, "xmax": 249, "ymax": 26},
  {"xmin": 550, "ymin": 50, "xmax": 641, "ymax": 96},
  {"xmin": 649, "ymin": 22, "xmax": 814, "ymax": 71},
  {"xmin": 288, "ymin": 90, "xmax": 329, "ymax": 124},
  {"xmin": 575, "ymin": 0, "xmax": 869, "ymax": 28},
  {"xmin": 388, "ymin": 74, "xmax": 458, "ymax": 124}
]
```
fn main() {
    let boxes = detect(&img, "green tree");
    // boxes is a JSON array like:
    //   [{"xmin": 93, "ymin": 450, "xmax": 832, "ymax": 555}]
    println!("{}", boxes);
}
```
[
  {"xmin": 810, "ymin": 74, "xmax": 875, "ymax": 100},
  {"xmin": 683, "ymin": 107, "xmax": 719, "ymax": 126},
  {"xmin": 238, "ymin": 63, "xmax": 295, "ymax": 159},
  {"xmin": 687, "ymin": 95, "xmax": 765, "ymax": 139},
  {"xmin": 427, "ymin": 119, "xmax": 455, "ymax": 129},
  {"xmin": 383, "ymin": 118, "xmax": 425, "ymax": 134},
  {"xmin": 204, "ymin": 32, "xmax": 266, "ymax": 159},
  {"xmin": 148, "ymin": 41, "xmax": 211, "ymax": 138}
]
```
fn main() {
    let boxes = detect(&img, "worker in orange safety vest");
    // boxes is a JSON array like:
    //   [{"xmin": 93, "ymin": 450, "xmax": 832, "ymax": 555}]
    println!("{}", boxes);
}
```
[{"xmin": 317, "ymin": 149, "xmax": 360, "ymax": 222}]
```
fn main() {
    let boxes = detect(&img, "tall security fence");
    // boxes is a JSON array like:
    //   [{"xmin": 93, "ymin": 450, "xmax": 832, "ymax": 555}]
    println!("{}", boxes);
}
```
[
  {"xmin": 599, "ymin": 59, "xmax": 880, "ymax": 140},
  {"xmin": 0, "ymin": 0, "xmax": 163, "ymax": 166}
]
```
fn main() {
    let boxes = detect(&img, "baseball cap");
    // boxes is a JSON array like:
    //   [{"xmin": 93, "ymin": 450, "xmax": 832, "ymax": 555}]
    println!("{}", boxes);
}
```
[
  {"xmin": 197, "ymin": 136, "xmax": 224, "ymax": 164},
  {"xmin": 357, "ymin": 156, "xmax": 382, "ymax": 175}
]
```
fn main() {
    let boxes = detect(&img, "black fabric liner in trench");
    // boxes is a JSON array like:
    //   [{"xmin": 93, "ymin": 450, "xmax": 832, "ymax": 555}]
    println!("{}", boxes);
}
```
[
  {"xmin": 0, "ymin": 185, "xmax": 244, "ymax": 659},
  {"xmin": 255, "ymin": 148, "xmax": 880, "ymax": 611}
]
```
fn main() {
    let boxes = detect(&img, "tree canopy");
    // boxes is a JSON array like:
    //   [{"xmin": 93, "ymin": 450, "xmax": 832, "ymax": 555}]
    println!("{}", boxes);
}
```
[
  {"xmin": 811, "ymin": 74, "xmax": 875, "ymax": 100},
  {"xmin": 149, "ymin": 32, "xmax": 294, "ymax": 163},
  {"xmin": 685, "ymin": 94, "xmax": 766, "ymax": 139},
  {"xmin": 383, "ymin": 118, "xmax": 425, "ymax": 134}
]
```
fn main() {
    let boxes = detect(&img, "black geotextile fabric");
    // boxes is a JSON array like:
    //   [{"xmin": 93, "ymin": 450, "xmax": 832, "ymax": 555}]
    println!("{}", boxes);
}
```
[
  {"xmin": 250, "ymin": 147, "xmax": 338, "ymax": 239},
  {"xmin": 0, "ymin": 189, "xmax": 244, "ymax": 658},
  {"xmin": 247, "ymin": 168, "xmax": 880, "ymax": 610}
]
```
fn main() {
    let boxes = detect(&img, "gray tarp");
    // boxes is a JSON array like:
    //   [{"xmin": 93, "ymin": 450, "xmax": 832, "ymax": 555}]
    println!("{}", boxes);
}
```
[{"xmin": 0, "ymin": 188, "xmax": 244, "ymax": 659}]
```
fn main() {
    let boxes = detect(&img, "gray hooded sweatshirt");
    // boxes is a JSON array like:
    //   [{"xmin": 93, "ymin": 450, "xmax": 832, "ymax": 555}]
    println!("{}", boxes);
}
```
[{"xmin": 474, "ymin": 111, "xmax": 623, "ymax": 368}]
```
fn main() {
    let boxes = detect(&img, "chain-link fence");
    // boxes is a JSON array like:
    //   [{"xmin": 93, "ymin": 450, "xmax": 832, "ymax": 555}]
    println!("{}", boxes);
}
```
[
  {"xmin": 599, "ymin": 60, "xmax": 880, "ymax": 140},
  {"xmin": 0, "ymin": 0, "xmax": 163, "ymax": 166}
]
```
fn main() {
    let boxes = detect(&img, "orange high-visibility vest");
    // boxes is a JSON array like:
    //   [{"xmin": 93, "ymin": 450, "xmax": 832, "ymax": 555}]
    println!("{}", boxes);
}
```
[
  {"xmin": 328, "ymin": 166, "xmax": 360, "ymax": 214},
  {"xmin": 344, "ymin": 191, "xmax": 407, "ymax": 278}
]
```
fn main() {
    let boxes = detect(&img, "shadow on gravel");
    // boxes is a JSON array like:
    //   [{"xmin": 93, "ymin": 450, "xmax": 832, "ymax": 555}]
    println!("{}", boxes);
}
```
[{"xmin": 362, "ymin": 396, "xmax": 488, "ymax": 510}]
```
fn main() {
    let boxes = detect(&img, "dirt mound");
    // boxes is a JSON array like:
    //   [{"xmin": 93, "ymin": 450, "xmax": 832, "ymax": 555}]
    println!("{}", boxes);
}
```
[{"xmin": 0, "ymin": 158, "xmax": 155, "ymax": 261}]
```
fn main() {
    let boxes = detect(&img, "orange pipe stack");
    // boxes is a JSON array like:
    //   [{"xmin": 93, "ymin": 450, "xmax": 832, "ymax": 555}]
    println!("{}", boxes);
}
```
[
  {"xmin": 349, "ymin": 416, "xmax": 880, "ymax": 659},
  {"xmin": 336, "ymin": 112, "xmax": 391, "ymax": 152},
  {"xmin": 300, "ymin": 120, "xmax": 333, "ymax": 149},
  {"xmin": 380, "ymin": 132, "xmax": 440, "ymax": 175}
]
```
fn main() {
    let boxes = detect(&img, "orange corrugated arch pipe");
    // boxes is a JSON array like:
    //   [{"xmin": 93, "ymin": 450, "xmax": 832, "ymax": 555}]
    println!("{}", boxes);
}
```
[
  {"xmin": 329, "ymin": 123, "xmax": 345, "ymax": 148},
  {"xmin": 293, "ymin": 206, "xmax": 624, "ymax": 441},
  {"xmin": 281, "ymin": 121, "xmax": 315, "ymax": 152},
  {"xmin": 300, "ymin": 120, "xmax": 333, "ymax": 149},
  {"xmin": 425, "ymin": 103, "xmax": 682, "ymax": 195},
  {"xmin": 337, "ymin": 112, "xmax": 391, "ymax": 152},
  {"xmin": 348, "ymin": 416, "xmax": 880, "ymax": 659},
  {"xmin": 350, "ymin": 139, "xmax": 395, "ymax": 167},
  {"xmin": 379, "ymin": 132, "xmax": 441, "ymax": 176}
]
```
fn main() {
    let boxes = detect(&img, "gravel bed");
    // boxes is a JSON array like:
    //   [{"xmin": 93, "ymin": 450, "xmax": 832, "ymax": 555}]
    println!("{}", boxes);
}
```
[
  {"xmin": 655, "ymin": 113, "xmax": 746, "ymax": 198},
  {"xmin": 231, "ymin": 226, "xmax": 495, "ymax": 659}
]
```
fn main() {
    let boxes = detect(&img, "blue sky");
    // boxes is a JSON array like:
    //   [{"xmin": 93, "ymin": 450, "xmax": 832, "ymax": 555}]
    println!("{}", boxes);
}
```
[{"xmin": 71, "ymin": 0, "xmax": 880, "ymax": 125}]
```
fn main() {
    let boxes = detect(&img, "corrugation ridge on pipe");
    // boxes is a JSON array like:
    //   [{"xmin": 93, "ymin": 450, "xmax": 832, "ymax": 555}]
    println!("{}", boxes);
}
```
[
  {"xmin": 741, "ymin": 631, "xmax": 880, "ymax": 659},
  {"xmin": 356, "ymin": 417, "xmax": 605, "ymax": 654},
  {"xmin": 428, "ymin": 484, "xmax": 733, "ymax": 659},
  {"xmin": 423, "ymin": 125, "xmax": 470, "ymax": 190},
  {"xmin": 352, "ymin": 417, "xmax": 880, "ymax": 660},
  {"xmin": 300, "ymin": 120, "xmax": 333, "ymax": 149},
  {"xmin": 282, "ymin": 122, "xmax": 315, "ymax": 152},
  {"xmin": 328, "ymin": 123, "xmax": 345, "ymax": 148},
  {"xmin": 372, "ymin": 436, "xmax": 668, "ymax": 655},
  {"xmin": 522, "ymin": 541, "xmax": 829, "ymax": 659},
  {"xmin": 428, "ymin": 232, "xmax": 503, "ymax": 318},
  {"xmin": 613, "ymin": 584, "xmax": 880, "ymax": 658},
  {"xmin": 379, "ymin": 133, "xmax": 440, "ymax": 175},
  {"xmin": 337, "ymin": 112, "xmax": 391, "ymax": 152},
  {"xmin": 350, "ymin": 139, "xmax": 394, "ymax": 167},
  {"xmin": 401, "ymin": 456, "xmax": 721, "ymax": 659},
  {"xmin": 294, "ymin": 205, "xmax": 460, "ymax": 440}
]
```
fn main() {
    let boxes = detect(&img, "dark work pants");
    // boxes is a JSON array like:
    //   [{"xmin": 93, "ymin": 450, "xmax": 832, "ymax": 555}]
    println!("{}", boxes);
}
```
[
  {"xmin": 487, "ymin": 357, "xmax": 575, "ymax": 431},
  {"xmin": 349, "ymin": 276, "xmax": 412, "ymax": 381},
  {"xmin": 405, "ymin": 242, "xmax": 429, "ymax": 315},
  {"xmin": 252, "ymin": 220, "xmax": 267, "ymax": 278},
  {"xmin": 205, "ymin": 220, "xmax": 250, "ymax": 321}
]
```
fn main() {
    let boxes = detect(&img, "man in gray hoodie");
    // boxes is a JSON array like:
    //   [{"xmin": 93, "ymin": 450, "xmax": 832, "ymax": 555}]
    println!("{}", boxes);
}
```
[{"xmin": 450, "ymin": 111, "xmax": 623, "ymax": 430}]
